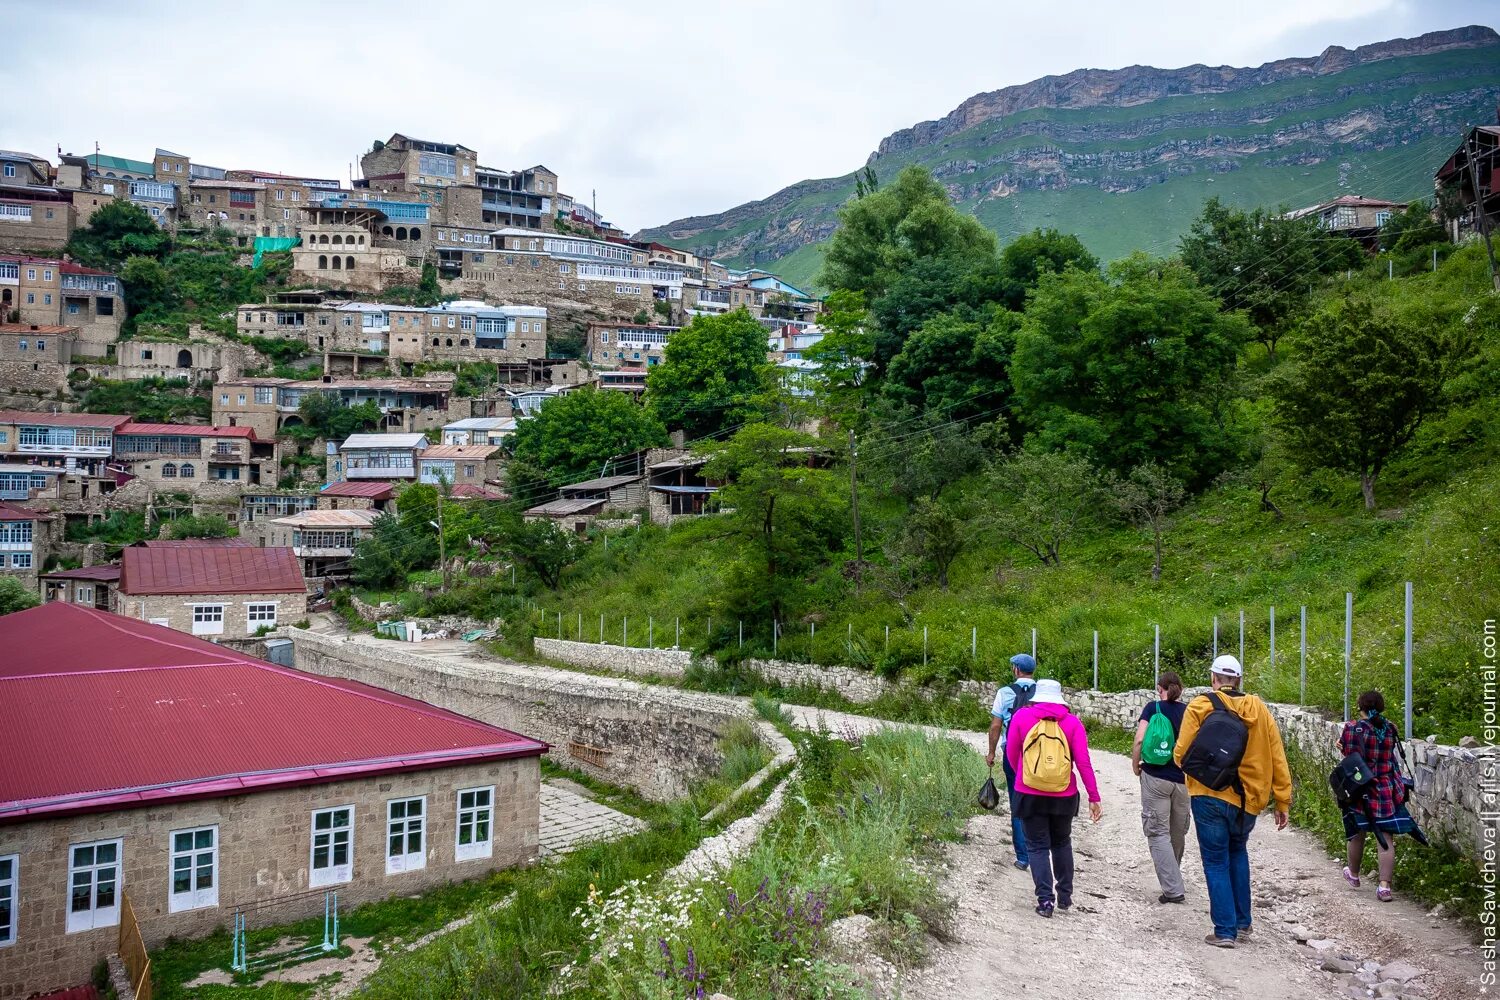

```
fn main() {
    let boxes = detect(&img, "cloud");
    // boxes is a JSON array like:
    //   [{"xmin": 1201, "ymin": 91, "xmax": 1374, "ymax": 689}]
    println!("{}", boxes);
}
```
[{"xmin": 1, "ymin": 0, "xmax": 1490, "ymax": 232}]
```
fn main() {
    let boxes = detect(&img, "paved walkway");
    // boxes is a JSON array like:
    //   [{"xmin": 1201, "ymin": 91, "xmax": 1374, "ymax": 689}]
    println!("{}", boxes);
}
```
[{"xmin": 538, "ymin": 780, "xmax": 647, "ymax": 856}]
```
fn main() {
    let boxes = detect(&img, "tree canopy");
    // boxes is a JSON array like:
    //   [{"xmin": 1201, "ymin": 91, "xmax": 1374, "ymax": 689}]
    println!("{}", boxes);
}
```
[
  {"xmin": 645, "ymin": 309, "xmax": 770, "ymax": 438},
  {"xmin": 511, "ymin": 386, "xmax": 668, "ymax": 487}
]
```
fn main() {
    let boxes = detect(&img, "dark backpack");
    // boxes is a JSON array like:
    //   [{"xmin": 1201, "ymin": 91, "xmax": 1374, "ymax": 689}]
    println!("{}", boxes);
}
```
[
  {"xmin": 1330, "ymin": 731, "xmax": 1392, "ymax": 850},
  {"xmin": 1181, "ymin": 692, "xmax": 1250, "ymax": 815},
  {"xmin": 1005, "ymin": 681, "xmax": 1036, "ymax": 718}
]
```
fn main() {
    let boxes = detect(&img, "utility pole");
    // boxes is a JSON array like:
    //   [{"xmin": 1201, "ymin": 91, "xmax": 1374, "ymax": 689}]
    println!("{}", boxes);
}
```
[
  {"xmin": 849, "ymin": 429, "xmax": 862, "ymax": 594},
  {"xmin": 1463, "ymin": 126, "xmax": 1500, "ymax": 292}
]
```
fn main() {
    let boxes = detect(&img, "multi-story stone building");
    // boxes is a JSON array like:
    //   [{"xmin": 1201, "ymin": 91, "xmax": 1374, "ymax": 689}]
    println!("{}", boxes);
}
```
[
  {"xmin": 210, "ymin": 374, "xmax": 459, "ymax": 438},
  {"xmin": 0, "ymin": 601, "xmax": 545, "ymax": 999},
  {"xmin": 0, "ymin": 410, "xmax": 130, "ymax": 476},
  {"xmin": 0, "ymin": 500, "xmax": 57, "ymax": 588},
  {"xmin": 236, "ymin": 490, "xmax": 319, "ymax": 545},
  {"xmin": 112, "ymin": 422, "xmax": 279, "ymax": 491},
  {"xmin": 115, "ymin": 540, "xmax": 309, "ymax": 640},
  {"xmin": 0, "ymin": 151, "xmax": 74, "ymax": 252},
  {"xmin": 0, "ymin": 324, "xmax": 78, "ymax": 393},
  {"xmin": 0, "ymin": 254, "xmax": 124, "ymax": 350},
  {"xmin": 585, "ymin": 322, "xmax": 678, "ymax": 370},
  {"xmin": 267, "ymin": 507, "xmax": 379, "ymax": 580},
  {"xmin": 417, "ymin": 444, "xmax": 501, "ymax": 489},
  {"xmin": 330, "ymin": 433, "xmax": 428, "ymax": 484}
]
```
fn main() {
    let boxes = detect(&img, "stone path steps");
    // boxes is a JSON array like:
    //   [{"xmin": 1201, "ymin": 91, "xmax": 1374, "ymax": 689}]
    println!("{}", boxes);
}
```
[{"xmin": 538, "ymin": 780, "xmax": 647, "ymax": 857}]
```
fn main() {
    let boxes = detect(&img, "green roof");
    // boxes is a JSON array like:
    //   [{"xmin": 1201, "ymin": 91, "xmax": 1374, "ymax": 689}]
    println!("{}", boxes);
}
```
[{"xmin": 88, "ymin": 153, "xmax": 155, "ymax": 175}]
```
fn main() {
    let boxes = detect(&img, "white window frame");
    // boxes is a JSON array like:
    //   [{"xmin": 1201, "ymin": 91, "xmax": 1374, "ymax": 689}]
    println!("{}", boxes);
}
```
[
  {"xmin": 168, "ymin": 825, "xmax": 218, "ymax": 912},
  {"xmin": 67, "ymin": 838, "xmax": 122, "ymax": 933},
  {"xmin": 310, "ymin": 806, "xmax": 354, "ymax": 887},
  {"xmin": 246, "ymin": 602, "xmax": 278, "ymax": 630},
  {"xmin": 191, "ymin": 603, "xmax": 225, "ymax": 636},
  {"xmin": 0, "ymin": 853, "xmax": 16, "ymax": 947},
  {"xmin": 454, "ymin": 785, "xmax": 494, "ymax": 861},
  {"xmin": 385, "ymin": 796, "xmax": 427, "ymax": 874},
  {"xmin": 75, "ymin": 585, "xmax": 94, "ymax": 605}
]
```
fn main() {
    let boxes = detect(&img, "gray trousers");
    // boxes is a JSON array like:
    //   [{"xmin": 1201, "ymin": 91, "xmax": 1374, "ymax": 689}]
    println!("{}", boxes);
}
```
[{"xmin": 1140, "ymin": 771, "xmax": 1191, "ymax": 899}]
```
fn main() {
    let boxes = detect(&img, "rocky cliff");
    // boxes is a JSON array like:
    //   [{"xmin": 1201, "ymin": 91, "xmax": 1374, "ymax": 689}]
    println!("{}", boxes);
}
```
[{"xmin": 638, "ymin": 25, "xmax": 1500, "ymax": 289}]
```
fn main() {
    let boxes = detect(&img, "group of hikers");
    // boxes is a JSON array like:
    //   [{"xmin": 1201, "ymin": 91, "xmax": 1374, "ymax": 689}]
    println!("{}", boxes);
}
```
[{"xmin": 983, "ymin": 651, "xmax": 1424, "ymax": 944}]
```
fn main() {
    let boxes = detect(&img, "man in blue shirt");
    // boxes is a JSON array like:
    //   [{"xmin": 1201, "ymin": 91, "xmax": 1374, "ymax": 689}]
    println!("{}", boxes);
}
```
[{"xmin": 985, "ymin": 653, "xmax": 1038, "ymax": 870}]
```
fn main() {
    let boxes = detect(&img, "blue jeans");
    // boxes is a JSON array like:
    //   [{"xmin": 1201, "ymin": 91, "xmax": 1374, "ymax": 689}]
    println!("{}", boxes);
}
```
[
  {"xmin": 1002, "ymin": 755, "xmax": 1029, "ymax": 866},
  {"xmin": 1191, "ymin": 796, "xmax": 1256, "ymax": 940}
]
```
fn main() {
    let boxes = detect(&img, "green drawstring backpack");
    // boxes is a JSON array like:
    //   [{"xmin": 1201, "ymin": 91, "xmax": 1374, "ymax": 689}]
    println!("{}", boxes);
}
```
[{"xmin": 1141, "ymin": 702, "xmax": 1176, "ymax": 767}]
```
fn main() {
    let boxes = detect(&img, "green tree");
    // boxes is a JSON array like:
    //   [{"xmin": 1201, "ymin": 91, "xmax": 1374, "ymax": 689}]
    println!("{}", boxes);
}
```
[
  {"xmin": 1270, "ymin": 295, "xmax": 1470, "ymax": 510},
  {"xmin": 886, "ymin": 497, "xmax": 971, "ymax": 590},
  {"xmin": 511, "ymin": 386, "xmax": 668, "ymax": 486},
  {"xmin": 884, "ymin": 307, "xmax": 1016, "ymax": 422},
  {"xmin": 1012, "ymin": 255, "xmax": 1250, "ymax": 487},
  {"xmin": 293, "ymin": 395, "xmax": 382, "ymax": 441},
  {"xmin": 700, "ymin": 423, "xmax": 847, "ymax": 619},
  {"xmin": 646, "ymin": 309, "xmax": 770, "ymax": 438},
  {"xmin": 499, "ymin": 518, "xmax": 585, "ymax": 589},
  {"xmin": 996, "ymin": 228, "xmax": 1099, "ymax": 311},
  {"xmin": 64, "ymin": 200, "xmax": 170, "ymax": 267},
  {"xmin": 0, "ymin": 575, "xmax": 39, "ymax": 616},
  {"xmin": 162, "ymin": 514, "xmax": 235, "ymax": 540},
  {"xmin": 120, "ymin": 256, "xmax": 177, "ymax": 322},
  {"xmin": 984, "ymin": 450, "xmax": 1105, "ymax": 567},
  {"xmin": 803, "ymin": 290, "xmax": 874, "ymax": 428},
  {"xmin": 1109, "ymin": 462, "xmax": 1187, "ymax": 583},
  {"xmin": 1179, "ymin": 197, "xmax": 1362, "ymax": 358},
  {"xmin": 864, "ymin": 402, "xmax": 998, "ymax": 503},
  {"xmin": 352, "ymin": 510, "xmax": 437, "ymax": 589}
]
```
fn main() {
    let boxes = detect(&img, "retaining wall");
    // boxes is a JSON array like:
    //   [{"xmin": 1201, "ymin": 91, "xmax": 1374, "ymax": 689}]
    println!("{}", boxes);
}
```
[
  {"xmin": 528, "ymin": 638, "xmax": 1493, "ymax": 858},
  {"xmin": 291, "ymin": 629, "xmax": 757, "ymax": 801}
]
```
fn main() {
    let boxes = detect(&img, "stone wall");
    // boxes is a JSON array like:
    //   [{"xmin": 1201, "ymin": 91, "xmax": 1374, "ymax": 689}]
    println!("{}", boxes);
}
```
[
  {"xmin": 535, "ymin": 637, "xmax": 693, "ymax": 677},
  {"xmin": 290, "ymin": 629, "xmax": 757, "ymax": 801}
]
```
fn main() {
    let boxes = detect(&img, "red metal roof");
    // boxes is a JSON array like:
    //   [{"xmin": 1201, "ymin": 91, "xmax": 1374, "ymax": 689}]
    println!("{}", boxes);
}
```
[
  {"xmin": 0, "ymin": 501, "xmax": 49, "ymax": 521},
  {"xmin": 40, "ymin": 564, "xmax": 121, "ymax": 582},
  {"xmin": 0, "ymin": 410, "xmax": 130, "ymax": 428},
  {"xmin": 118, "ymin": 421, "xmax": 260, "ymax": 440},
  {"xmin": 451, "ymin": 484, "xmax": 509, "ymax": 500},
  {"xmin": 136, "ymin": 537, "xmax": 253, "ymax": 548},
  {"xmin": 0, "ymin": 323, "xmax": 77, "ymax": 335},
  {"xmin": 0, "ymin": 604, "xmax": 547, "ymax": 823},
  {"xmin": 120, "ymin": 544, "xmax": 306, "ymax": 595},
  {"xmin": 320, "ymin": 480, "xmax": 395, "ymax": 499}
]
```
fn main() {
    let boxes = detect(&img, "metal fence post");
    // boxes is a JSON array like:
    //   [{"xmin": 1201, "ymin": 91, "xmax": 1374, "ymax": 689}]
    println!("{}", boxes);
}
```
[
  {"xmin": 649, "ymin": 616, "xmax": 654, "ymax": 648},
  {"xmin": 1343, "ymin": 592, "xmax": 1353, "ymax": 721},
  {"xmin": 1269, "ymin": 606, "xmax": 1276, "ymax": 677},
  {"xmin": 1153, "ymin": 624, "xmax": 1160, "ymax": 688},
  {"xmin": 773, "ymin": 620, "xmax": 778, "ymax": 656},
  {"xmin": 1299, "ymin": 605, "xmax": 1306, "ymax": 705},
  {"xmin": 739, "ymin": 619, "xmax": 743, "ymax": 650},
  {"xmin": 577, "ymin": 612, "xmax": 582, "ymax": 641},
  {"xmin": 972, "ymin": 626, "xmax": 977, "ymax": 659},
  {"xmin": 557, "ymin": 612, "xmax": 562, "ymax": 639},
  {"xmin": 923, "ymin": 626, "xmax": 928, "ymax": 667},
  {"xmin": 676, "ymin": 617, "xmax": 680, "ymax": 649},
  {"xmin": 1238, "ymin": 608, "xmax": 1245, "ymax": 666},
  {"xmin": 600, "ymin": 613, "xmax": 605, "ymax": 644},
  {"xmin": 1031, "ymin": 627, "xmax": 1037, "ymax": 660},
  {"xmin": 1213, "ymin": 615, "xmax": 1218, "ymax": 658},
  {"xmin": 1404, "ymin": 582, "xmax": 1414, "ymax": 740},
  {"xmin": 1092, "ymin": 630, "xmax": 1099, "ymax": 690},
  {"xmin": 885, "ymin": 625, "xmax": 889, "ymax": 654},
  {"xmin": 623, "ymin": 616, "xmax": 628, "ymax": 647}
]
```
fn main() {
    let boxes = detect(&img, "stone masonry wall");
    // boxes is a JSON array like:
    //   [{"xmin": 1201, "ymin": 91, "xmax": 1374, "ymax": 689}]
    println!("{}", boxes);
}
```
[
  {"xmin": 0, "ymin": 757, "xmax": 537, "ymax": 1000},
  {"xmin": 526, "ymin": 638, "xmax": 1492, "ymax": 859},
  {"xmin": 290, "ymin": 630, "xmax": 753, "ymax": 801}
]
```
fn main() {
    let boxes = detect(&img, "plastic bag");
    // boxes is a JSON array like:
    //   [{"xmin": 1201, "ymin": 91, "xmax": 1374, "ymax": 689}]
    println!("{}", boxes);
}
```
[{"xmin": 977, "ymin": 771, "xmax": 1000, "ymax": 810}]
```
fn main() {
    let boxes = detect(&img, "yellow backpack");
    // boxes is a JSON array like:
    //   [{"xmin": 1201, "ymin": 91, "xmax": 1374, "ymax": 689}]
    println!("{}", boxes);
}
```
[{"xmin": 1021, "ymin": 717, "xmax": 1073, "ymax": 792}]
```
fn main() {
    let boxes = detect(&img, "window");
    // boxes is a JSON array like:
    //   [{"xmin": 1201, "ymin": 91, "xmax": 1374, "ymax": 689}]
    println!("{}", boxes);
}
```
[
  {"xmin": 559, "ymin": 263, "xmax": 571, "ymax": 274},
  {"xmin": 275, "ymin": 189, "xmax": 284, "ymax": 201},
  {"xmin": 191, "ymin": 603, "xmax": 224, "ymax": 636},
  {"xmin": 16, "ymin": 340, "xmax": 24, "ymax": 352},
  {"xmin": 25, "ymin": 269, "xmax": 34, "ymax": 281},
  {"xmin": 238, "ymin": 393, "xmax": 247, "ymax": 405},
  {"xmin": 247, "ymin": 603, "xmax": 278, "ymax": 630},
  {"xmin": 1, "ymin": 164, "xmax": 12, "ymax": 178},
  {"xmin": 43, "ymin": 294, "xmax": 51, "ymax": 306},
  {"xmin": 67, "ymin": 839, "xmax": 121, "ymax": 933},
  {"xmin": 76, "ymin": 585, "xmax": 94, "ymax": 604},
  {"xmin": 97, "ymin": 297, "xmax": 114, "ymax": 316},
  {"xmin": 24, "ymin": 294, "xmax": 32, "ymax": 305},
  {"xmin": 0, "ymin": 854, "xmax": 15, "ymax": 946},
  {"xmin": 220, "ymin": 393, "xmax": 229, "ymax": 404},
  {"xmin": 447, "ymin": 316, "xmax": 456, "ymax": 329},
  {"xmin": 10, "ymin": 554, "xmax": 30, "ymax": 569},
  {"xmin": 455, "ymin": 787, "xmax": 493, "ymax": 861},
  {"xmin": 179, "ymin": 463, "xmax": 195, "ymax": 478},
  {"xmin": 169, "ymin": 826, "xmax": 218, "ymax": 912},
  {"xmin": 599, "ymin": 331, "xmax": 609, "ymax": 344},
  {"xmin": 36, "ymin": 339, "xmax": 45, "ymax": 352},
  {"xmin": 1376, "ymin": 210, "xmax": 1392, "ymax": 227},
  {"xmin": 310, "ymin": 807, "xmax": 353, "ymax": 887},
  {"xmin": 43, "ymin": 269, "xmax": 52, "ymax": 281},
  {"xmin": 386, "ymin": 797, "xmax": 426, "ymax": 874}
]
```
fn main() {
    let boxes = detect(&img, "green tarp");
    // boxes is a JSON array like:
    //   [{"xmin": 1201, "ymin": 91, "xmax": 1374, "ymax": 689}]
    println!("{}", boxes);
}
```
[{"xmin": 252, "ymin": 236, "xmax": 300, "ymax": 268}]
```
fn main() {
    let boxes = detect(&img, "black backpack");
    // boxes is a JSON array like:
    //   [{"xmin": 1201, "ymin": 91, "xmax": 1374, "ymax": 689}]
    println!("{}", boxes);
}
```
[
  {"xmin": 1181, "ymin": 692, "xmax": 1249, "ymax": 814},
  {"xmin": 1330, "ymin": 731, "xmax": 1391, "ymax": 849},
  {"xmin": 1006, "ymin": 680, "xmax": 1036, "ymax": 717}
]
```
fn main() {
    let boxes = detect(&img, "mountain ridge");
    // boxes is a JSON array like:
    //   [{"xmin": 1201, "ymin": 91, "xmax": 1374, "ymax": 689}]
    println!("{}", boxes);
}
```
[{"xmin": 637, "ymin": 25, "xmax": 1500, "ymax": 289}]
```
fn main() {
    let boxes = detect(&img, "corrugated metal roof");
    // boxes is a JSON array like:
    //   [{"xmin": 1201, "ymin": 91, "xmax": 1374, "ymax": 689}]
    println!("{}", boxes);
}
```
[
  {"xmin": 450, "ymin": 484, "xmax": 509, "ymax": 500},
  {"xmin": 271, "ymin": 509, "xmax": 380, "ymax": 528},
  {"xmin": 137, "ymin": 538, "xmax": 254, "ymax": 548},
  {"xmin": 561, "ymin": 474, "xmax": 641, "ymax": 493},
  {"xmin": 0, "ymin": 502, "xmax": 50, "ymax": 521},
  {"xmin": 0, "ymin": 324, "xmax": 77, "ymax": 335},
  {"xmin": 445, "ymin": 417, "xmax": 515, "ymax": 430},
  {"xmin": 320, "ymin": 481, "xmax": 394, "ymax": 499},
  {"xmin": 0, "ymin": 604, "xmax": 547, "ymax": 822},
  {"xmin": 118, "ymin": 422, "xmax": 259, "ymax": 439},
  {"xmin": 120, "ymin": 545, "xmax": 305, "ymax": 596},
  {"xmin": 0, "ymin": 410, "xmax": 130, "ymax": 428},
  {"xmin": 525, "ymin": 498, "xmax": 605, "ymax": 516},
  {"xmin": 420, "ymin": 444, "xmax": 497, "ymax": 460},
  {"xmin": 340, "ymin": 433, "xmax": 428, "ymax": 450},
  {"xmin": 40, "ymin": 564, "xmax": 121, "ymax": 581}
]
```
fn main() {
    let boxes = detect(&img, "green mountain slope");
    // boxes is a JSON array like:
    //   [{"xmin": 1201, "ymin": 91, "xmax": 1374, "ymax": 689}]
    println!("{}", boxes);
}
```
[{"xmin": 637, "ymin": 26, "xmax": 1500, "ymax": 290}]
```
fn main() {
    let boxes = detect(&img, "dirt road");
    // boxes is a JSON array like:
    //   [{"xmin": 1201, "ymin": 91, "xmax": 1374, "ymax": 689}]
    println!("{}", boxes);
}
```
[{"xmin": 788, "ymin": 706, "xmax": 1481, "ymax": 1000}]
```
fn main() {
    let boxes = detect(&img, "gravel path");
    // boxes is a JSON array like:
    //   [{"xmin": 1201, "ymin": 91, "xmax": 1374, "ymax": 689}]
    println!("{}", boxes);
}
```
[{"xmin": 786, "ymin": 706, "xmax": 1482, "ymax": 1000}]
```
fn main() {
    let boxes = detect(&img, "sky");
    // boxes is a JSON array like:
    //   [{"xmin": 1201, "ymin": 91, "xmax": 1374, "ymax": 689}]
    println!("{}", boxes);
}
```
[{"xmin": 1, "ymin": 0, "xmax": 1494, "ymax": 233}]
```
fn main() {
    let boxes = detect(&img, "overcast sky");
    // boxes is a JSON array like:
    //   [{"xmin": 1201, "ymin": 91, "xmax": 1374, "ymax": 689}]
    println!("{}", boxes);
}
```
[{"xmin": 1, "ymin": 0, "xmax": 1493, "ymax": 232}]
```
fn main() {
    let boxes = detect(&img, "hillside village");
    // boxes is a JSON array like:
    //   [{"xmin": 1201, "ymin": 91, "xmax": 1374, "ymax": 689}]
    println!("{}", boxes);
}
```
[{"xmin": 1, "ymin": 24, "xmax": 1498, "ymax": 1000}]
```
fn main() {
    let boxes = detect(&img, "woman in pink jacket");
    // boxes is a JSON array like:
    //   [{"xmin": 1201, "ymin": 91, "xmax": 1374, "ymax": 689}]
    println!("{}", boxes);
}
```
[{"xmin": 1005, "ymin": 678, "xmax": 1104, "ymax": 917}]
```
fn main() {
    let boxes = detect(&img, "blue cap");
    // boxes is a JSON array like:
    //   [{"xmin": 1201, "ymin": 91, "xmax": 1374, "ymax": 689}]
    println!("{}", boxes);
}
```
[{"xmin": 1010, "ymin": 653, "xmax": 1037, "ymax": 673}]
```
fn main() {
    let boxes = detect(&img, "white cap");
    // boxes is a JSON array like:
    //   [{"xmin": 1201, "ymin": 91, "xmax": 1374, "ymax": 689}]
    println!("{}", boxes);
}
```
[{"xmin": 1210, "ymin": 654, "xmax": 1243, "ymax": 678}]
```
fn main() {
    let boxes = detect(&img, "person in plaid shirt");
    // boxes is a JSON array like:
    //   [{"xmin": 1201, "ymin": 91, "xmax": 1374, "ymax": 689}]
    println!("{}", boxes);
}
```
[{"xmin": 1338, "ymin": 690, "xmax": 1424, "ymax": 902}]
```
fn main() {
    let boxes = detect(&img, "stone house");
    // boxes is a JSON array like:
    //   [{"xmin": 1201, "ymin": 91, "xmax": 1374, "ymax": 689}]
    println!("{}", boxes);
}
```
[
  {"xmin": 1285, "ymin": 194, "xmax": 1406, "ymax": 251},
  {"xmin": 115, "ymin": 540, "xmax": 309, "ymax": 640},
  {"xmin": 0, "ymin": 410, "xmax": 130, "ymax": 477},
  {"xmin": 0, "ymin": 256, "xmax": 123, "ymax": 350},
  {"xmin": 316, "ymin": 480, "xmax": 395, "ymax": 512},
  {"xmin": 211, "ymin": 374, "xmax": 459, "ymax": 439},
  {"xmin": 112, "ymin": 422, "xmax": 279, "ymax": 492},
  {"xmin": 39, "ymin": 562, "xmax": 120, "ymax": 609},
  {"xmin": 522, "ymin": 496, "xmax": 606, "ymax": 534},
  {"xmin": 236, "ymin": 490, "xmax": 319, "ymax": 545},
  {"xmin": 330, "ymin": 432, "xmax": 428, "ymax": 484},
  {"xmin": 586, "ymin": 322, "xmax": 677, "ymax": 370},
  {"xmin": 0, "ymin": 463, "xmax": 64, "ymax": 503},
  {"xmin": 0, "ymin": 602, "xmax": 546, "ymax": 1000},
  {"xmin": 1434, "ymin": 122, "xmax": 1500, "ymax": 242},
  {"xmin": 441, "ymin": 417, "xmax": 516, "ymax": 447},
  {"xmin": 646, "ymin": 456, "xmax": 719, "ymax": 525},
  {"xmin": 0, "ymin": 323, "xmax": 77, "ymax": 392},
  {"xmin": 0, "ymin": 501, "xmax": 57, "ymax": 589},
  {"xmin": 268, "ymin": 508, "xmax": 379, "ymax": 581},
  {"xmin": 417, "ymin": 444, "xmax": 501, "ymax": 489}
]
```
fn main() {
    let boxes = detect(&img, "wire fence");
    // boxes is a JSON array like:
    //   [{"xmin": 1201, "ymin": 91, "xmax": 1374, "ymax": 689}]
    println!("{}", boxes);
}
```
[{"xmin": 536, "ymin": 582, "xmax": 1426, "ymax": 736}]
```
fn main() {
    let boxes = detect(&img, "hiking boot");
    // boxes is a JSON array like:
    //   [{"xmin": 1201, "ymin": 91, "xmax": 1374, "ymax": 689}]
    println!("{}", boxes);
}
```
[
  {"xmin": 1035, "ymin": 902, "xmax": 1054, "ymax": 918},
  {"xmin": 1057, "ymin": 896, "xmax": 1073, "ymax": 912},
  {"xmin": 1159, "ymin": 893, "xmax": 1186, "ymax": 904},
  {"xmin": 1013, "ymin": 860, "xmax": 1029, "ymax": 871},
  {"xmin": 1237, "ymin": 926, "xmax": 1253, "ymax": 941},
  {"xmin": 1341, "ymin": 866, "xmax": 1361, "ymax": 889},
  {"xmin": 1204, "ymin": 933, "xmax": 1235, "ymax": 948}
]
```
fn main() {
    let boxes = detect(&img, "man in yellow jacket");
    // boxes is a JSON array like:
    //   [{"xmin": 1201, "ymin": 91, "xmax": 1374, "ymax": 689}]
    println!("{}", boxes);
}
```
[{"xmin": 1172, "ymin": 654, "xmax": 1293, "ymax": 949}]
